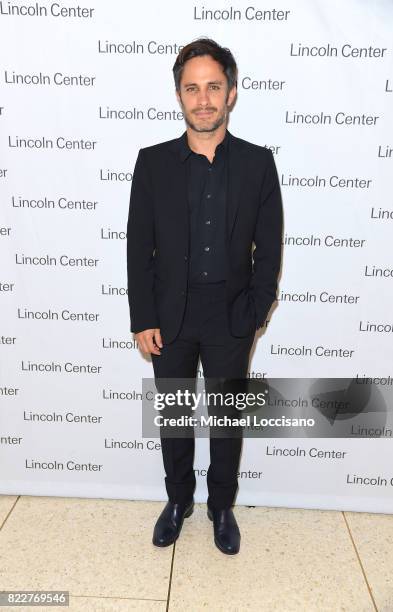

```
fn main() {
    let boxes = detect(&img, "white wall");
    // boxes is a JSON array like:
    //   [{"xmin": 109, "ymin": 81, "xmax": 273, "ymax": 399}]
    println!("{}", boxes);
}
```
[{"xmin": 1, "ymin": 0, "xmax": 392, "ymax": 512}]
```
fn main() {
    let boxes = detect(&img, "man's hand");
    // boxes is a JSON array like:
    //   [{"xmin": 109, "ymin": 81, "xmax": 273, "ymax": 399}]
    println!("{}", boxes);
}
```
[{"xmin": 135, "ymin": 328, "xmax": 163, "ymax": 355}]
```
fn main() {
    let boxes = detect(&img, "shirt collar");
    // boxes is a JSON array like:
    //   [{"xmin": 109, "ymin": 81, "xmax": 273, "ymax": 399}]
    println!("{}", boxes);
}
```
[{"xmin": 179, "ymin": 128, "xmax": 229, "ymax": 163}]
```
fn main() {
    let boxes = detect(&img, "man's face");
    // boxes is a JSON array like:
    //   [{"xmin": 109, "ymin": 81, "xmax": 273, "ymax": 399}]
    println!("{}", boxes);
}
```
[{"xmin": 176, "ymin": 55, "xmax": 237, "ymax": 133}]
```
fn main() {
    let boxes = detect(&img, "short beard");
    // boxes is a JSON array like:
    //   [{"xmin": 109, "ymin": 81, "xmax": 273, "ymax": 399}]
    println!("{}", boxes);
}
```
[{"xmin": 184, "ymin": 108, "xmax": 228, "ymax": 133}]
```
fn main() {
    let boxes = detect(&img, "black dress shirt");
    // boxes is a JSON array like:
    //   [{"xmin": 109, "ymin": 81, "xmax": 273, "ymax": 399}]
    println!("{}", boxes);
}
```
[{"xmin": 179, "ymin": 129, "xmax": 229, "ymax": 284}]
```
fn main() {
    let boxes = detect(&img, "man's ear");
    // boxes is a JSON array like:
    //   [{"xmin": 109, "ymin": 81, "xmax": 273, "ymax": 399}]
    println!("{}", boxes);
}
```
[{"xmin": 228, "ymin": 85, "xmax": 237, "ymax": 107}]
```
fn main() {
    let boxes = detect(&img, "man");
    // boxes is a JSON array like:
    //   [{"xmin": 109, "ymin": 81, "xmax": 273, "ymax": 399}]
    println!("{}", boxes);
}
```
[{"xmin": 127, "ymin": 38, "xmax": 283, "ymax": 555}]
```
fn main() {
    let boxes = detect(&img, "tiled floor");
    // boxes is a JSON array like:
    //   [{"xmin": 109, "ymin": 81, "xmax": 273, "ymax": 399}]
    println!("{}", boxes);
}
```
[{"xmin": 0, "ymin": 495, "xmax": 392, "ymax": 611}]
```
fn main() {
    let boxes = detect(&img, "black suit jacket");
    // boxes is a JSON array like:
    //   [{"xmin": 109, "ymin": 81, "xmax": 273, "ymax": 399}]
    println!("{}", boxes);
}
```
[{"xmin": 126, "ymin": 129, "xmax": 283, "ymax": 345}]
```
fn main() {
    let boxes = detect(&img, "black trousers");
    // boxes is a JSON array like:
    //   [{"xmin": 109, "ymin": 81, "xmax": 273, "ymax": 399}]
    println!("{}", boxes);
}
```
[{"xmin": 151, "ymin": 280, "xmax": 255, "ymax": 510}]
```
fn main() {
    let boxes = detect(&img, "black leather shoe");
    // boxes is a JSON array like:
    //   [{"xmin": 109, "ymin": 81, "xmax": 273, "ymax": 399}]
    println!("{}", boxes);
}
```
[
  {"xmin": 207, "ymin": 504, "xmax": 240, "ymax": 554},
  {"xmin": 152, "ymin": 499, "xmax": 194, "ymax": 547}
]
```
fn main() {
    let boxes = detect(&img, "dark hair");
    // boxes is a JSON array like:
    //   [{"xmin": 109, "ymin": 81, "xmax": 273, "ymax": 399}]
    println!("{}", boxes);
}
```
[{"xmin": 173, "ymin": 37, "xmax": 238, "ymax": 92}]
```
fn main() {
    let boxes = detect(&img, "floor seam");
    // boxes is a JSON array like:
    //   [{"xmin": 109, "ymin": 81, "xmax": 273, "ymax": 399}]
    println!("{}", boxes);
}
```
[
  {"xmin": 165, "ymin": 540, "xmax": 176, "ymax": 611},
  {"xmin": 69, "ymin": 595, "xmax": 167, "ymax": 601},
  {"xmin": 0, "ymin": 496, "xmax": 20, "ymax": 531},
  {"xmin": 342, "ymin": 511, "xmax": 378, "ymax": 612}
]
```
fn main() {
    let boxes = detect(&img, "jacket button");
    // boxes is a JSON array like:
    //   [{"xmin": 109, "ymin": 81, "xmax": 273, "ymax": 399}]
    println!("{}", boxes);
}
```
[
  {"xmin": 181, "ymin": 290, "xmax": 185, "ymax": 296},
  {"xmin": 184, "ymin": 255, "xmax": 188, "ymax": 260}
]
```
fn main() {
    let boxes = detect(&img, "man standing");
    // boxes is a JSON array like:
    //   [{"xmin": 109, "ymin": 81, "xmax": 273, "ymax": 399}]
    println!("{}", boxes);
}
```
[{"xmin": 127, "ymin": 38, "xmax": 283, "ymax": 554}]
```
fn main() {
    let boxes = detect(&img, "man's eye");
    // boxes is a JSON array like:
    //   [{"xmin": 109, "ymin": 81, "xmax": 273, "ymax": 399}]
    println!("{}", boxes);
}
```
[{"xmin": 185, "ymin": 86, "xmax": 220, "ymax": 92}]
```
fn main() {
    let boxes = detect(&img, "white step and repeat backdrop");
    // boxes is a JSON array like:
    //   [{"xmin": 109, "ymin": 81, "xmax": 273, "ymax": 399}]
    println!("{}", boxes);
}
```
[{"xmin": 1, "ymin": 0, "xmax": 392, "ymax": 513}]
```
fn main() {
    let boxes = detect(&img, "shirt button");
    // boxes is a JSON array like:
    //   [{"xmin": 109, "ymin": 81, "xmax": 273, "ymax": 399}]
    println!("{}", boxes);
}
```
[
  {"xmin": 205, "ymin": 220, "xmax": 211, "ymax": 225},
  {"xmin": 204, "ymin": 246, "xmax": 210, "ymax": 252},
  {"xmin": 206, "ymin": 194, "xmax": 212, "ymax": 199},
  {"xmin": 181, "ymin": 290, "xmax": 185, "ymax": 295},
  {"xmin": 184, "ymin": 255, "xmax": 188, "ymax": 260},
  {"xmin": 203, "ymin": 271, "xmax": 208, "ymax": 276}
]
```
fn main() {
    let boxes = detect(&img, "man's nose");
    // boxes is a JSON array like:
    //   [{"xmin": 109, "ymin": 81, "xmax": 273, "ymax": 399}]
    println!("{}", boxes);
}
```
[{"xmin": 196, "ymin": 89, "xmax": 210, "ymax": 106}]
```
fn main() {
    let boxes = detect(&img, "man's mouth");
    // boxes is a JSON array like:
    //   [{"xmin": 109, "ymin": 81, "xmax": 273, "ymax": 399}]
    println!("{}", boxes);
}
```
[{"xmin": 195, "ymin": 110, "xmax": 214, "ymax": 117}]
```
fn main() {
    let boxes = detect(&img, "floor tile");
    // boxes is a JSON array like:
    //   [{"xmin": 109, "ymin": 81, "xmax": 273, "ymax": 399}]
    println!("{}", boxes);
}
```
[
  {"xmin": 0, "ymin": 497, "xmax": 171, "ymax": 600},
  {"xmin": 345, "ymin": 511, "xmax": 393, "ymax": 612},
  {"xmin": 68, "ymin": 596, "xmax": 166, "ymax": 611},
  {"xmin": 169, "ymin": 504, "xmax": 375, "ymax": 611}
]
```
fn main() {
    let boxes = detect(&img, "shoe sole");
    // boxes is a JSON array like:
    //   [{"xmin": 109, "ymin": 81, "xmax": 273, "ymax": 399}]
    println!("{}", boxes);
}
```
[
  {"xmin": 207, "ymin": 508, "xmax": 240, "ymax": 555},
  {"xmin": 152, "ymin": 502, "xmax": 194, "ymax": 547}
]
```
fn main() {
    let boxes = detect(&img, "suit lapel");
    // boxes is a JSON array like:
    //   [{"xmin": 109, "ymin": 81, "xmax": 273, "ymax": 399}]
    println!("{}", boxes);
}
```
[{"xmin": 225, "ymin": 131, "xmax": 248, "ymax": 243}]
